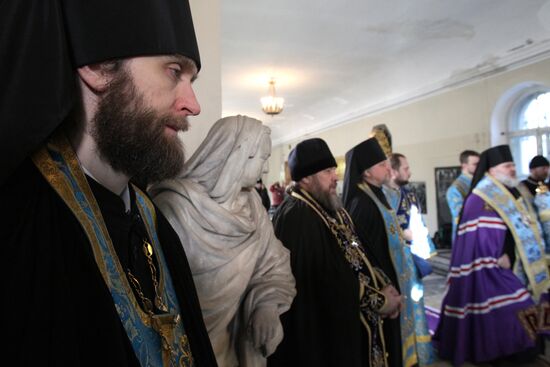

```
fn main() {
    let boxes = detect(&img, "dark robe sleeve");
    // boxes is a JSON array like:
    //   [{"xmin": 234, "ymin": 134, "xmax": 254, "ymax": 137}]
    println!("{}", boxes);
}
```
[
  {"xmin": 268, "ymin": 197, "xmax": 368, "ymax": 367},
  {"xmin": 346, "ymin": 194, "xmax": 399, "ymax": 288},
  {"xmin": 155, "ymin": 210, "xmax": 218, "ymax": 366},
  {"xmin": 346, "ymin": 193, "xmax": 404, "ymax": 367},
  {"xmin": 3, "ymin": 159, "xmax": 139, "ymax": 366},
  {"xmin": 2, "ymin": 159, "xmax": 216, "ymax": 366}
]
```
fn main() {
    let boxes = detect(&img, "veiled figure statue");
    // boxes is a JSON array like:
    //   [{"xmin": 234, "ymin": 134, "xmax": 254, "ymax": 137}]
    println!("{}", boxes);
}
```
[{"xmin": 149, "ymin": 115, "xmax": 296, "ymax": 367}]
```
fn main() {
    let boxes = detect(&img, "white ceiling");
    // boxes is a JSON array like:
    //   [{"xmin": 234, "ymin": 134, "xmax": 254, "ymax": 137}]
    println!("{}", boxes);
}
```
[{"xmin": 221, "ymin": 0, "xmax": 550, "ymax": 145}]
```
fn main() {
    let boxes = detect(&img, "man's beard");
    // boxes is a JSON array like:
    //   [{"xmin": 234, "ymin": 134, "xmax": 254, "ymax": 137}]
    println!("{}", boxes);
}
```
[
  {"xmin": 91, "ymin": 68, "xmax": 187, "ymax": 185},
  {"xmin": 394, "ymin": 178, "xmax": 409, "ymax": 187},
  {"xmin": 309, "ymin": 177, "xmax": 342, "ymax": 212},
  {"xmin": 493, "ymin": 172, "xmax": 519, "ymax": 188}
]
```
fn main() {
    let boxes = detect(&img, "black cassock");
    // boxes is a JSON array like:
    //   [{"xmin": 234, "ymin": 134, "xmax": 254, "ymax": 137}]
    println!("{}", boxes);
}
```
[
  {"xmin": 268, "ymin": 193, "xmax": 377, "ymax": 367},
  {"xmin": 346, "ymin": 183, "xmax": 403, "ymax": 367},
  {"xmin": 2, "ymin": 159, "xmax": 217, "ymax": 366}
]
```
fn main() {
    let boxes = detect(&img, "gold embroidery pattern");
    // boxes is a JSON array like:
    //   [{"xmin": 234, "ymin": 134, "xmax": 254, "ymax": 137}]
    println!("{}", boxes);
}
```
[
  {"xmin": 291, "ymin": 189, "xmax": 388, "ymax": 367},
  {"xmin": 32, "ymin": 132, "xmax": 195, "ymax": 366}
]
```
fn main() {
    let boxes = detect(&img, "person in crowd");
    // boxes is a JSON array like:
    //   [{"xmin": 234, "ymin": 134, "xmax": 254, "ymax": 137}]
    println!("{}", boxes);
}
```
[
  {"xmin": 268, "ymin": 138, "xmax": 402, "ymax": 367},
  {"xmin": 343, "ymin": 138, "xmax": 436, "ymax": 367},
  {"xmin": 150, "ymin": 116, "xmax": 296, "ymax": 367},
  {"xmin": 519, "ymin": 156, "xmax": 550, "ymax": 253},
  {"xmin": 519, "ymin": 155, "xmax": 550, "ymax": 199},
  {"xmin": 434, "ymin": 145, "xmax": 550, "ymax": 366},
  {"xmin": 269, "ymin": 181, "xmax": 286, "ymax": 209},
  {"xmin": 446, "ymin": 150, "xmax": 480, "ymax": 246},
  {"xmin": 255, "ymin": 178, "xmax": 271, "ymax": 211},
  {"xmin": 1, "ymin": 0, "xmax": 217, "ymax": 365},
  {"xmin": 386, "ymin": 153, "xmax": 437, "ymax": 268}
]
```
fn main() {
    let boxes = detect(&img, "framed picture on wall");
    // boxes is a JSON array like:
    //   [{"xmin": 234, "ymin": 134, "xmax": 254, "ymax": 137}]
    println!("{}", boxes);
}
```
[
  {"xmin": 408, "ymin": 181, "xmax": 427, "ymax": 214},
  {"xmin": 434, "ymin": 166, "xmax": 461, "ymax": 246}
]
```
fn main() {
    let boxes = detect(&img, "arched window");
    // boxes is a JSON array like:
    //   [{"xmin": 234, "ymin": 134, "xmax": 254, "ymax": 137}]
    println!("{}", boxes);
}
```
[
  {"xmin": 491, "ymin": 83, "xmax": 550, "ymax": 179},
  {"xmin": 508, "ymin": 91, "xmax": 550, "ymax": 178}
]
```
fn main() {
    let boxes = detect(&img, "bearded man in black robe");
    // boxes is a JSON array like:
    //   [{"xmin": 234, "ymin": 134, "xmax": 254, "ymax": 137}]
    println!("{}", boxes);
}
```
[
  {"xmin": 268, "ymin": 138, "xmax": 402, "ymax": 367},
  {"xmin": 343, "ymin": 138, "xmax": 436, "ymax": 367},
  {"xmin": 342, "ymin": 138, "xmax": 404, "ymax": 367},
  {"xmin": 1, "ymin": 1, "xmax": 217, "ymax": 366}
]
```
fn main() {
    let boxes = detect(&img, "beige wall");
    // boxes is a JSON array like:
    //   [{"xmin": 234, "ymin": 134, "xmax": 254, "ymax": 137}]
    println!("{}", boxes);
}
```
[
  {"xmin": 267, "ymin": 57, "xmax": 550, "ymax": 234},
  {"xmin": 181, "ymin": 0, "xmax": 222, "ymax": 157}
]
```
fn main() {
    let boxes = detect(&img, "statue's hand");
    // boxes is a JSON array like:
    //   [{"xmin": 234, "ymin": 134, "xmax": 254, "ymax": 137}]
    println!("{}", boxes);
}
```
[{"xmin": 248, "ymin": 305, "xmax": 282, "ymax": 357}]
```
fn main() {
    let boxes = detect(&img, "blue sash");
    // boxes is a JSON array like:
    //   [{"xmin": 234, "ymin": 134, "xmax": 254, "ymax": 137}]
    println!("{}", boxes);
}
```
[
  {"xmin": 359, "ymin": 183, "xmax": 435, "ymax": 367},
  {"xmin": 452, "ymin": 173, "xmax": 471, "ymax": 198},
  {"xmin": 532, "ymin": 186, "xmax": 550, "ymax": 254},
  {"xmin": 32, "ymin": 132, "xmax": 194, "ymax": 367},
  {"xmin": 448, "ymin": 174, "xmax": 472, "ymax": 242},
  {"xmin": 474, "ymin": 174, "xmax": 550, "ymax": 301}
]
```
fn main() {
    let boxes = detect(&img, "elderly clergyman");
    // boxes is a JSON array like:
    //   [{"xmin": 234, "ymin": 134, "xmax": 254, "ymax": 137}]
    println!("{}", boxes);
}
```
[
  {"xmin": 268, "ymin": 138, "xmax": 402, "ymax": 367},
  {"xmin": 434, "ymin": 145, "xmax": 550, "ymax": 366},
  {"xmin": 1, "ymin": 0, "xmax": 217, "ymax": 365}
]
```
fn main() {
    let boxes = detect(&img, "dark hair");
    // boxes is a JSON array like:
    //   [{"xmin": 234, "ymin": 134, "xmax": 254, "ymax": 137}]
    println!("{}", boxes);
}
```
[
  {"xmin": 459, "ymin": 150, "xmax": 480, "ymax": 164},
  {"xmin": 390, "ymin": 153, "xmax": 406, "ymax": 170}
]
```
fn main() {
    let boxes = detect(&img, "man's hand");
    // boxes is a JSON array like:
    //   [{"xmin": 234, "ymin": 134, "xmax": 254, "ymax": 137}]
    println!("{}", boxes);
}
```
[
  {"xmin": 402, "ymin": 229, "xmax": 413, "ymax": 242},
  {"xmin": 378, "ymin": 285, "xmax": 403, "ymax": 319},
  {"xmin": 497, "ymin": 253, "xmax": 511, "ymax": 269},
  {"xmin": 248, "ymin": 306, "xmax": 283, "ymax": 357}
]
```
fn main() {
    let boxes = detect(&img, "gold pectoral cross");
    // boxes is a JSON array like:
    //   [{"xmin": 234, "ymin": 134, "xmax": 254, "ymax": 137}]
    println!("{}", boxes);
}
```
[{"xmin": 151, "ymin": 313, "xmax": 181, "ymax": 366}]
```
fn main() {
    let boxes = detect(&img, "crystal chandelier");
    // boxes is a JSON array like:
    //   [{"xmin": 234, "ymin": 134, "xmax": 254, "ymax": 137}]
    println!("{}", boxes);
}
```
[{"xmin": 261, "ymin": 78, "xmax": 284, "ymax": 115}]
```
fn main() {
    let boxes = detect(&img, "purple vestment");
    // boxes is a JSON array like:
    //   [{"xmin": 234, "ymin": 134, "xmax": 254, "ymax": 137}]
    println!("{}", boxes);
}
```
[{"xmin": 433, "ymin": 193, "xmax": 536, "ymax": 366}]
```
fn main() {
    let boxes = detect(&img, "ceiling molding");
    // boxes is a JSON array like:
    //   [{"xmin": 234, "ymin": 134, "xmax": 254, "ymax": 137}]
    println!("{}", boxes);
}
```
[{"xmin": 272, "ymin": 39, "xmax": 550, "ymax": 147}]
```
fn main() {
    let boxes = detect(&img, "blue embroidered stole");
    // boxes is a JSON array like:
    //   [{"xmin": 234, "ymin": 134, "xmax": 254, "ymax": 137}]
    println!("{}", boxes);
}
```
[
  {"xmin": 474, "ymin": 174, "xmax": 550, "ymax": 301},
  {"xmin": 449, "ymin": 174, "xmax": 471, "ymax": 235},
  {"xmin": 452, "ymin": 173, "xmax": 471, "ymax": 198},
  {"xmin": 383, "ymin": 185, "xmax": 400, "ymax": 214},
  {"xmin": 534, "ymin": 190, "xmax": 550, "ymax": 253},
  {"xmin": 358, "ymin": 183, "xmax": 435, "ymax": 367},
  {"xmin": 519, "ymin": 181, "xmax": 550, "ymax": 254},
  {"xmin": 32, "ymin": 132, "xmax": 194, "ymax": 367}
]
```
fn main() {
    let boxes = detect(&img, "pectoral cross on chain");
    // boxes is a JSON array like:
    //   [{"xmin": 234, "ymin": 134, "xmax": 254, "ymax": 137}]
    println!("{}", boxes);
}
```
[{"xmin": 151, "ymin": 313, "xmax": 180, "ymax": 366}]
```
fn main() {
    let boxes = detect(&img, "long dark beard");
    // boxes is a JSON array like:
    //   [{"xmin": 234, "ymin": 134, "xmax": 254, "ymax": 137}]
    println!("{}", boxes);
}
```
[{"xmin": 91, "ymin": 69, "xmax": 187, "ymax": 185}]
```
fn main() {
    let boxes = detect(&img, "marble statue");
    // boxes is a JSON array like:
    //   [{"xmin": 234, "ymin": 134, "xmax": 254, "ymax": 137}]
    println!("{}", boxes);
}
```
[{"xmin": 149, "ymin": 115, "xmax": 296, "ymax": 367}]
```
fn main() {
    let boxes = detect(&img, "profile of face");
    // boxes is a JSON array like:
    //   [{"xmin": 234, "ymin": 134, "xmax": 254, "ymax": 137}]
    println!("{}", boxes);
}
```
[
  {"xmin": 365, "ymin": 159, "xmax": 391, "ymax": 187},
  {"xmin": 531, "ymin": 165, "xmax": 550, "ymax": 181},
  {"xmin": 463, "ymin": 155, "xmax": 480, "ymax": 175},
  {"xmin": 90, "ymin": 55, "xmax": 200, "ymax": 184},
  {"xmin": 241, "ymin": 133, "xmax": 272, "ymax": 189},
  {"xmin": 306, "ymin": 167, "xmax": 340, "ymax": 211},
  {"xmin": 489, "ymin": 161, "xmax": 518, "ymax": 187},
  {"xmin": 393, "ymin": 156, "xmax": 411, "ymax": 186}
]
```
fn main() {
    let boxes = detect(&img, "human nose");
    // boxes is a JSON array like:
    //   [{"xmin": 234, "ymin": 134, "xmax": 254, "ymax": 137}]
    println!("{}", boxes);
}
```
[{"xmin": 174, "ymin": 82, "xmax": 201, "ymax": 116}]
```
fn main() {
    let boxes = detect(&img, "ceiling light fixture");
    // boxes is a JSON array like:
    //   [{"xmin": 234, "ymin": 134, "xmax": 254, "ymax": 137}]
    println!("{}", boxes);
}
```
[{"xmin": 261, "ymin": 78, "xmax": 284, "ymax": 115}]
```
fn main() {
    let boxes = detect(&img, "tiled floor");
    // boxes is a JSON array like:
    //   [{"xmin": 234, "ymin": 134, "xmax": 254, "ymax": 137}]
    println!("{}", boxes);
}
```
[{"xmin": 422, "ymin": 273, "xmax": 447, "ymax": 311}]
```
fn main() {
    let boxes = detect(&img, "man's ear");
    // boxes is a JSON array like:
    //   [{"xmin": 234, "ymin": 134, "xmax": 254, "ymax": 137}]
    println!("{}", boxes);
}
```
[{"xmin": 77, "ymin": 64, "xmax": 113, "ymax": 93}]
